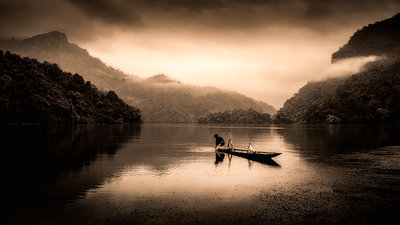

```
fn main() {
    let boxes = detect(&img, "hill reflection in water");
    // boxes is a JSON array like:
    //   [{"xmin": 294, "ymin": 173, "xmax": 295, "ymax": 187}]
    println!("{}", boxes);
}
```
[
  {"xmin": 3, "ymin": 124, "xmax": 141, "ymax": 222},
  {"xmin": 5, "ymin": 124, "xmax": 400, "ymax": 225}
]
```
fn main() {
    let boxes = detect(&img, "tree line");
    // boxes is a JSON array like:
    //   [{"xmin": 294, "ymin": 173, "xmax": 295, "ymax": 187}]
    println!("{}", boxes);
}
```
[
  {"xmin": 0, "ymin": 50, "xmax": 141, "ymax": 124},
  {"xmin": 198, "ymin": 108, "xmax": 272, "ymax": 125}
]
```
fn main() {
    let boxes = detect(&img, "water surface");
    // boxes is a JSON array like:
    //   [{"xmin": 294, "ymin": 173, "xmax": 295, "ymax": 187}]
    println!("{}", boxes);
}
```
[{"xmin": 4, "ymin": 124, "xmax": 400, "ymax": 225}]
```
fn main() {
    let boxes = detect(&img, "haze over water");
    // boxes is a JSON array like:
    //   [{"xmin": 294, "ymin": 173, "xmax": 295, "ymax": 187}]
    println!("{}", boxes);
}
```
[{"xmin": 4, "ymin": 124, "xmax": 400, "ymax": 225}]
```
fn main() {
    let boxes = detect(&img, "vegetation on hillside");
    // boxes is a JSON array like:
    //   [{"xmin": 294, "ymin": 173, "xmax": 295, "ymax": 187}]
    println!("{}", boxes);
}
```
[
  {"xmin": 273, "ymin": 78, "xmax": 344, "ymax": 123},
  {"xmin": 0, "ymin": 50, "xmax": 141, "ymax": 124},
  {"xmin": 0, "ymin": 31, "xmax": 276, "ymax": 122},
  {"xmin": 198, "ymin": 108, "xmax": 272, "ymax": 124},
  {"xmin": 274, "ymin": 61, "xmax": 400, "ymax": 124},
  {"xmin": 332, "ymin": 13, "xmax": 400, "ymax": 62},
  {"xmin": 275, "ymin": 13, "xmax": 400, "ymax": 124}
]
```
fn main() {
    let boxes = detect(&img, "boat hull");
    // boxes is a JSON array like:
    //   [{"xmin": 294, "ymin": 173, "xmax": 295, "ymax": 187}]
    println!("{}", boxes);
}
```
[{"xmin": 216, "ymin": 148, "xmax": 281, "ymax": 161}]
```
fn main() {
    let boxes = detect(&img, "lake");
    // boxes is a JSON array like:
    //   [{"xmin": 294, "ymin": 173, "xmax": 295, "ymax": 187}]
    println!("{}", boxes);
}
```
[{"xmin": 4, "ymin": 124, "xmax": 400, "ymax": 225}]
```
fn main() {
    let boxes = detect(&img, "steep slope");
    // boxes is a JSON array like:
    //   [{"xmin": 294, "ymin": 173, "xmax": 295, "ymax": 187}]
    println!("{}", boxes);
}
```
[
  {"xmin": 274, "ymin": 78, "xmax": 345, "ymax": 123},
  {"xmin": 0, "ymin": 32, "xmax": 276, "ymax": 122},
  {"xmin": 0, "ymin": 50, "xmax": 141, "ymax": 124},
  {"xmin": 332, "ymin": 13, "xmax": 400, "ymax": 62},
  {"xmin": 275, "ymin": 13, "xmax": 400, "ymax": 124},
  {"xmin": 0, "ymin": 31, "xmax": 134, "ymax": 90}
]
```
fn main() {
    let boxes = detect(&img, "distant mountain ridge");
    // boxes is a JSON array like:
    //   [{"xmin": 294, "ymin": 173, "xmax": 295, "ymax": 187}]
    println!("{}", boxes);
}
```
[
  {"xmin": 275, "ymin": 13, "xmax": 400, "ymax": 124},
  {"xmin": 145, "ymin": 74, "xmax": 181, "ymax": 84},
  {"xmin": 0, "ymin": 31, "xmax": 276, "ymax": 122},
  {"xmin": 0, "ymin": 31, "xmax": 132, "ymax": 90}
]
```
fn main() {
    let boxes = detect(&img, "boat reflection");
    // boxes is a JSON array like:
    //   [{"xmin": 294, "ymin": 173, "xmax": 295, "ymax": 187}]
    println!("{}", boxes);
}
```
[
  {"xmin": 215, "ymin": 151, "xmax": 225, "ymax": 164},
  {"xmin": 215, "ymin": 152, "xmax": 280, "ymax": 167}
]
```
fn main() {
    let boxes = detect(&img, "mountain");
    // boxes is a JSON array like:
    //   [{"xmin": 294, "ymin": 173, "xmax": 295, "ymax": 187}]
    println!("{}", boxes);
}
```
[
  {"xmin": 0, "ymin": 31, "xmax": 133, "ymax": 90},
  {"xmin": 0, "ymin": 31, "xmax": 276, "ymax": 123},
  {"xmin": 332, "ymin": 13, "xmax": 400, "ymax": 62},
  {"xmin": 0, "ymin": 50, "xmax": 141, "ymax": 124},
  {"xmin": 144, "ymin": 74, "xmax": 181, "ymax": 84},
  {"xmin": 274, "ymin": 13, "xmax": 400, "ymax": 124}
]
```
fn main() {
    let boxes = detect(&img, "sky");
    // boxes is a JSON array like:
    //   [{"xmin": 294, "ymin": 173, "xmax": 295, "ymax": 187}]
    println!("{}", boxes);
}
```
[{"xmin": 0, "ymin": 0, "xmax": 399, "ymax": 108}]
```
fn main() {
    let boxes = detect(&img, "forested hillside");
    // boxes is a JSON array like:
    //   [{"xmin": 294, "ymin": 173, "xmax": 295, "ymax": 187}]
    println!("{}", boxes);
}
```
[
  {"xmin": 0, "ymin": 32, "xmax": 276, "ymax": 122},
  {"xmin": 274, "ymin": 13, "xmax": 400, "ymax": 124},
  {"xmin": 198, "ymin": 108, "xmax": 272, "ymax": 125},
  {"xmin": 332, "ymin": 13, "xmax": 400, "ymax": 62},
  {"xmin": 0, "ymin": 50, "xmax": 141, "ymax": 124}
]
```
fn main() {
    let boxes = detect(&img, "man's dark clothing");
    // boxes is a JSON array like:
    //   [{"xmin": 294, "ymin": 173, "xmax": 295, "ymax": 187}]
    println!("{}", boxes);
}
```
[{"xmin": 215, "ymin": 136, "xmax": 225, "ymax": 147}]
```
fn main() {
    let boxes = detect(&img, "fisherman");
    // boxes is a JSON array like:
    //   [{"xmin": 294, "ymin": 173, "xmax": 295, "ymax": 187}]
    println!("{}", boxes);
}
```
[{"xmin": 214, "ymin": 133, "xmax": 225, "ymax": 148}]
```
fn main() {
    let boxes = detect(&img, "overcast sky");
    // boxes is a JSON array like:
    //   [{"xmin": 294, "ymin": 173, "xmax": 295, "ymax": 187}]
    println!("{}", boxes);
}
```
[{"xmin": 1, "ymin": 0, "xmax": 399, "ymax": 108}]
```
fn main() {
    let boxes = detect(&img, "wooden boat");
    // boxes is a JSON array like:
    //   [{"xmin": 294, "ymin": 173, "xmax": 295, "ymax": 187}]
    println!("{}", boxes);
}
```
[{"xmin": 215, "ymin": 142, "xmax": 281, "ymax": 162}]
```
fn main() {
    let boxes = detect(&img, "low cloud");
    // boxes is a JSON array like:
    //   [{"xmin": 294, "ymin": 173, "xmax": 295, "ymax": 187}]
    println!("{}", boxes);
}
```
[{"xmin": 314, "ymin": 56, "xmax": 381, "ymax": 81}]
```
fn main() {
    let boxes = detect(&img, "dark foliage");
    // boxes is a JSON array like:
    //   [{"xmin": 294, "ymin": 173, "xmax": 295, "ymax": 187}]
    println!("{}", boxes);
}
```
[
  {"xmin": 274, "ymin": 63, "xmax": 400, "ymax": 124},
  {"xmin": 332, "ymin": 13, "xmax": 400, "ymax": 62},
  {"xmin": 198, "ymin": 108, "xmax": 272, "ymax": 125},
  {"xmin": 0, "ymin": 31, "xmax": 276, "ymax": 122},
  {"xmin": 0, "ymin": 50, "xmax": 141, "ymax": 124},
  {"xmin": 274, "ymin": 78, "xmax": 345, "ymax": 124},
  {"xmin": 275, "ymin": 13, "xmax": 400, "ymax": 124},
  {"xmin": 3, "ymin": 124, "xmax": 141, "ymax": 221}
]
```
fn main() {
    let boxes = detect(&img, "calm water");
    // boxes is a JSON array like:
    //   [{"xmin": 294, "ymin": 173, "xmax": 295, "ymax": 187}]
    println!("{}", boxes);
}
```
[{"xmin": 3, "ymin": 124, "xmax": 400, "ymax": 225}]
